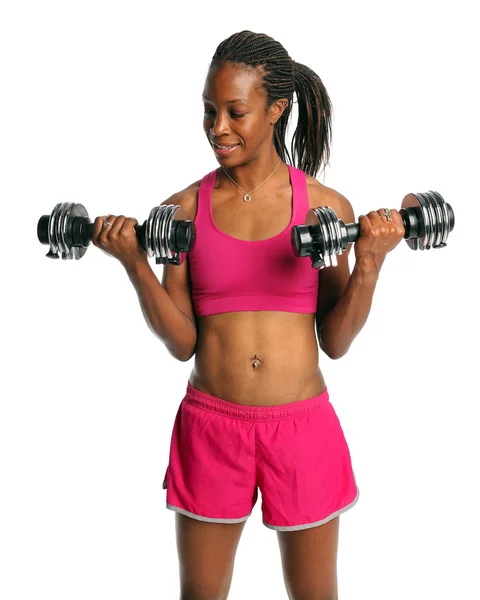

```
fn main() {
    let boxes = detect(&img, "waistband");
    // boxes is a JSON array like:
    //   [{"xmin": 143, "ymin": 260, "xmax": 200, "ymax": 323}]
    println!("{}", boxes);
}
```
[{"xmin": 184, "ymin": 381, "xmax": 330, "ymax": 422}]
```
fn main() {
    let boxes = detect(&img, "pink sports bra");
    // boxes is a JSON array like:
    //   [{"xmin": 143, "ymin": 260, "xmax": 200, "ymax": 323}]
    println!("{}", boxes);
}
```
[{"xmin": 188, "ymin": 164, "xmax": 319, "ymax": 317}]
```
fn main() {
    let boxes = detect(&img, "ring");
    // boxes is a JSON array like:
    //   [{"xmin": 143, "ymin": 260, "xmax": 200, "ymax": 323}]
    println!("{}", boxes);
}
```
[
  {"xmin": 102, "ymin": 219, "xmax": 113, "ymax": 228},
  {"xmin": 382, "ymin": 208, "xmax": 393, "ymax": 222}
]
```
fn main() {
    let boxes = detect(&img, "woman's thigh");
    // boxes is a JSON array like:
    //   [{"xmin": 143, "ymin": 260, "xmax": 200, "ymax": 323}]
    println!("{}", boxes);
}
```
[
  {"xmin": 175, "ymin": 513, "xmax": 247, "ymax": 600},
  {"xmin": 276, "ymin": 516, "xmax": 340, "ymax": 600}
]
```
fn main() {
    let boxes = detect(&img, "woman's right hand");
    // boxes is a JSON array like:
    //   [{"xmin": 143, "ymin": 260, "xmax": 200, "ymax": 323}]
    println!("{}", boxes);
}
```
[{"xmin": 92, "ymin": 214, "xmax": 148, "ymax": 269}]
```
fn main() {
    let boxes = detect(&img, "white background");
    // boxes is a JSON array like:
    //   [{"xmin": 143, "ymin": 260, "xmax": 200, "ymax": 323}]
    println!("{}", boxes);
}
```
[{"xmin": 1, "ymin": 1, "xmax": 478, "ymax": 598}]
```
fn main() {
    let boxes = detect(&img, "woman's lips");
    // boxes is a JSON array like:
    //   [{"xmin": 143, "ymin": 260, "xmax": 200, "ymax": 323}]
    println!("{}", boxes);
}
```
[{"xmin": 212, "ymin": 143, "xmax": 239, "ymax": 157}]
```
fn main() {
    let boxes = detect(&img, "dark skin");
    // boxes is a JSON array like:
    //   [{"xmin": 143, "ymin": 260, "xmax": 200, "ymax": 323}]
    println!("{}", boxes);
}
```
[{"xmin": 92, "ymin": 62, "xmax": 405, "ymax": 599}]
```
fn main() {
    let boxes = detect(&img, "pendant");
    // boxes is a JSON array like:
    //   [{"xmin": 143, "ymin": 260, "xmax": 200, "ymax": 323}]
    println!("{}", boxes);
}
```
[{"xmin": 243, "ymin": 194, "xmax": 251, "ymax": 202}]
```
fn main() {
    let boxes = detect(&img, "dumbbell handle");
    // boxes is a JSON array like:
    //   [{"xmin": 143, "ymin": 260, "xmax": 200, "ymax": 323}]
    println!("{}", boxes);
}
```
[
  {"xmin": 341, "ymin": 208, "xmax": 417, "ymax": 246},
  {"xmin": 343, "ymin": 222, "xmax": 362, "ymax": 244},
  {"xmin": 37, "ymin": 215, "xmax": 147, "ymax": 250}
]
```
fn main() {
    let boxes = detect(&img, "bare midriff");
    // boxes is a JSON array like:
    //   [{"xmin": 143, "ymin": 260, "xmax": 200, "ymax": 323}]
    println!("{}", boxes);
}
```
[
  {"xmin": 187, "ymin": 166, "xmax": 327, "ymax": 407},
  {"xmin": 188, "ymin": 311, "xmax": 326, "ymax": 407}
]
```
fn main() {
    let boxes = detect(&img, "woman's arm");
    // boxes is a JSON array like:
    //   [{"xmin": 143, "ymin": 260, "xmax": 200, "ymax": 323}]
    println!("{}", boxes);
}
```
[
  {"xmin": 313, "ymin": 188, "xmax": 405, "ymax": 359},
  {"xmin": 91, "ymin": 205, "xmax": 197, "ymax": 363},
  {"xmin": 124, "ymin": 256, "xmax": 197, "ymax": 362},
  {"xmin": 318, "ymin": 256, "xmax": 380, "ymax": 359}
]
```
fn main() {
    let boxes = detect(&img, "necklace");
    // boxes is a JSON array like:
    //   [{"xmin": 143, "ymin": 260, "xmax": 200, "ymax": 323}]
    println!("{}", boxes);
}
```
[{"xmin": 222, "ymin": 159, "xmax": 282, "ymax": 202}]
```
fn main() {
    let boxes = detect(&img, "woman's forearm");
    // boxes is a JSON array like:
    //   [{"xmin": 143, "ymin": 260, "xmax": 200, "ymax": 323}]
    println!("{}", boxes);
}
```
[
  {"xmin": 124, "ymin": 258, "xmax": 197, "ymax": 362},
  {"xmin": 318, "ymin": 257, "xmax": 380, "ymax": 359}
]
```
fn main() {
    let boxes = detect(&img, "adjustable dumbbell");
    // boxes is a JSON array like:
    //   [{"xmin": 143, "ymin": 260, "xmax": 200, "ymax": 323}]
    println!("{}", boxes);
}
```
[
  {"xmin": 291, "ymin": 191, "xmax": 455, "ymax": 269},
  {"xmin": 37, "ymin": 202, "xmax": 196, "ymax": 265}
]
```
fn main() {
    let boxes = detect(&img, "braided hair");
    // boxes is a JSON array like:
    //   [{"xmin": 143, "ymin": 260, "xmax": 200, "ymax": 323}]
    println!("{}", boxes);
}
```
[{"xmin": 211, "ymin": 30, "xmax": 333, "ymax": 178}]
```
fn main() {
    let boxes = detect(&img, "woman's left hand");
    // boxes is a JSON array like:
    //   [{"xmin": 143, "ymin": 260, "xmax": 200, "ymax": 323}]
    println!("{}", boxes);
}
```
[{"xmin": 354, "ymin": 209, "xmax": 405, "ymax": 272}]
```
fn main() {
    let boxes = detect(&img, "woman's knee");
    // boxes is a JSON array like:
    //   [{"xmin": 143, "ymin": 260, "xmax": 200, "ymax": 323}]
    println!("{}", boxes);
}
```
[
  {"xmin": 287, "ymin": 593, "xmax": 337, "ymax": 600},
  {"xmin": 179, "ymin": 567, "xmax": 233, "ymax": 600},
  {"xmin": 180, "ymin": 584, "xmax": 229, "ymax": 600}
]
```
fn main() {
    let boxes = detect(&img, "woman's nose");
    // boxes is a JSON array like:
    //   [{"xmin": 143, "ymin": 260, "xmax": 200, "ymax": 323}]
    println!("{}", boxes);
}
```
[{"xmin": 209, "ymin": 114, "xmax": 230, "ymax": 137}]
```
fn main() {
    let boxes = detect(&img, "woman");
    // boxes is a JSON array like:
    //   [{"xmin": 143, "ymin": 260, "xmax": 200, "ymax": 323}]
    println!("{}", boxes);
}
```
[{"xmin": 92, "ymin": 30, "xmax": 404, "ymax": 600}]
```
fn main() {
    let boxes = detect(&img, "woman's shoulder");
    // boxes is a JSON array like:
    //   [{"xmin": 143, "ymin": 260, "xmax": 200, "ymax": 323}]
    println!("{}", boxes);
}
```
[
  {"xmin": 304, "ymin": 173, "xmax": 335, "ymax": 208},
  {"xmin": 160, "ymin": 175, "xmax": 206, "ymax": 221},
  {"xmin": 304, "ymin": 174, "xmax": 354, "ymax": 223}
]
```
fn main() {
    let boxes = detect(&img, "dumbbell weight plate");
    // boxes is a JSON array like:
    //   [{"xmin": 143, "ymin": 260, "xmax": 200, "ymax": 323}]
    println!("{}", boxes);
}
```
[
  {"xmin": 297, "ymin": 206, "xmax": 347, "ymax": 267},
  {"xmin": 400, "ymin": 191, "xmax": 452, "ymax": 250},
  {"xmin": 160, "ymin": 205, "xmax": 173, "ymax": 260},
  {"xmin": 165, "ymin": 205, "xmax": 195, "ymax": 265},
  {"xmin": 313, "ymin": 207, "xmax": 333, "ymax": 267},
  {"xmin": 66, "ymin": 203, "xmax": 89, "ymax": 259},
  {"xmin": 145, "ymin": 204, "xmax": 193, "ymax": 265},
  {"xmin": 58, "ymin": 202, "xmax": 74, "ymax": 258},
  {"xmin": 46, "ymin": 202, "xmax": 89, "ymax": 259},
  {"xmin": 427, "ymin": 191, "xmax": 450, "ymax": 247}
]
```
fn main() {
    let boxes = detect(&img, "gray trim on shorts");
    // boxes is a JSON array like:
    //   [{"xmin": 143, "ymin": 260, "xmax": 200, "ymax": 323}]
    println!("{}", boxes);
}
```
[
  {"xmin": 166, "ymin": 504, "xmax": 253, "ymax": 524},
  {"xmin": 263, "ymin": 484, "xmax": 361, "ymax": 532}
]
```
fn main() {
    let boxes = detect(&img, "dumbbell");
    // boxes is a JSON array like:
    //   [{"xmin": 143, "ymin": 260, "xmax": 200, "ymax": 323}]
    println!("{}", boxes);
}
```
[
  {"xmin": 37, "ymin": 202, "xmax": 196, "ymax": 265},
  {"xmin": 291, "ymin": 191, "xmax": 455, "ymax": 269}
]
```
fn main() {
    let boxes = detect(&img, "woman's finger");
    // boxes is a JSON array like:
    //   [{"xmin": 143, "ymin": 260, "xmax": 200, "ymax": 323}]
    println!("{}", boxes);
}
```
[
  {"xmin": 93, "ymin": 214, "xmax": 115, "ymax": 245},
  {"xmin": 358, "ymin": 214, "xmax": 372, "ymax": 233},
  {"xmin": 389, "ymin": 209, "xmax": 406, "ymax": 236},
  {"xmin": 92, "ymin": 215, "xmax": 109, "ymax": 246},
  {"xmin": 108, "ymin": 215, "xmax": 127, "ymax": 240},
  {"xmin": 376, "ymin": 209, "xmax": 405, "ymax": 238},
  {"xmin": 367, "ymin": 210, "xmax": 388, "ymax": 231},
  {"xmin": 119, "ymin": 216, "xmax": 138, "ymax": 237},
  {"xmin": 98, "ymin": 214, "xmax": 116, "ymax": 243}
]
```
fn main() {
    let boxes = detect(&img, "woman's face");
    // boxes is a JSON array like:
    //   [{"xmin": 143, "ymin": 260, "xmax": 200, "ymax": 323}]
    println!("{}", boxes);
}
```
[{"xmin": 202, "ymin": 61, "xmax": 286, "ymax": 165}]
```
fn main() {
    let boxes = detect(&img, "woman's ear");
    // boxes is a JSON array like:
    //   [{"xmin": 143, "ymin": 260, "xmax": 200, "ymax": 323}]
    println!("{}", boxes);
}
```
[{"xmin": 270, "ymin": 99, "xmax": 289, "ymax": 125}]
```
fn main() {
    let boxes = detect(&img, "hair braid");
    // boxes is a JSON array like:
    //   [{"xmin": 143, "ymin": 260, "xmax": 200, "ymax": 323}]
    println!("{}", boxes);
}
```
[{"xmin": 210, "ymin": 30, "xmax": 332, "ymax": 178}]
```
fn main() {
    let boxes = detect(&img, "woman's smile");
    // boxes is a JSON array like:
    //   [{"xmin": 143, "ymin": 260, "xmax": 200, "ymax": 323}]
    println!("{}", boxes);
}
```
[{"xmin": 212, "ymin": 142, "xmax": 240, "ymax": 157}]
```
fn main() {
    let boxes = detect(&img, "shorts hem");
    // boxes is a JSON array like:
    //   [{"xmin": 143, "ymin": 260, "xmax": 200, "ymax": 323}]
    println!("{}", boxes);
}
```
[
  {"xmin": 262, "ymin": 485, "xmax": 360, "ymax": 532},
  {"xmin": 166, "ymin": 503, "xmax": 252, "ymax": 524}
]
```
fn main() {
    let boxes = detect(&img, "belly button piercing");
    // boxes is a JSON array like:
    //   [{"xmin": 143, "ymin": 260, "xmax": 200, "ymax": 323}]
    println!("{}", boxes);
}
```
[{"xmin": 252, "ymin": 354, "xmax": 263, "ymax": 368}]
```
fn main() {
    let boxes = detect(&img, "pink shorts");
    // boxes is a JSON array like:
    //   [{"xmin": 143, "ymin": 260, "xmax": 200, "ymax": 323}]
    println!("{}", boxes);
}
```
[{"xmin": 162, "ymin": 382, "xmax": 360, "ymax": 532}]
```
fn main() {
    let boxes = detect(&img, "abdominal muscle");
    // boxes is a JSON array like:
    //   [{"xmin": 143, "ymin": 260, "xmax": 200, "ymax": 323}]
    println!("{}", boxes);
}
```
[{"xmin": 188, "ymin": 311, "xmax": 327, "ymax": 406}]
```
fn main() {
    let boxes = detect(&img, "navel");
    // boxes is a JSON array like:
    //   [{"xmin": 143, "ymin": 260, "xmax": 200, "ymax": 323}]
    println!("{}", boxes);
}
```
[{"xmin": 251, "ymin": 353, "xmax": 263, "ymax": 369}]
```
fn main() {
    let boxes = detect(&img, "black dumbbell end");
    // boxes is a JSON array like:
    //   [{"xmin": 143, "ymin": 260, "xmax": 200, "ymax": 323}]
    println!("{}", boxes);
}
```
[
  {"xmin": 134, "ymin": 222, "xmax": 147, "ymax": 251},
  {"xmin": 37, "ymin": 215, "xmax": 50, "ymax": 245},
  {"xmin": 67, "ymin": 217, "xmax": 93, "ymax": 247},
  {"xmin": 291, "ymin": 224, "xmax": 313, "ymax": 257},
  {"xmin": 400, "ymin": 207, "xmax": 416, "ymax": 240},
  {"xmin": 173, "ymin": 221, "xmax": 196, "ymax": 252}
]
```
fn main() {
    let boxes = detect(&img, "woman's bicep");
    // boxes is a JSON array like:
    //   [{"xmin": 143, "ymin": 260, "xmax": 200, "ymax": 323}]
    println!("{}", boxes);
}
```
[{"xmin": 314, "ymin": 189, "xmax": 356, "ymax": 329}]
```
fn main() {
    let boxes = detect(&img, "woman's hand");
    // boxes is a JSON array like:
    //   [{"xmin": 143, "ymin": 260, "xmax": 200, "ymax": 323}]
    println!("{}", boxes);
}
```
[
  {"xmin": 354, "ymin": 209, "xmax": 405, "ymax": 273},
  {"xmin": 92, "ymin": 214, "xmax": 148, "ymax": 270}
]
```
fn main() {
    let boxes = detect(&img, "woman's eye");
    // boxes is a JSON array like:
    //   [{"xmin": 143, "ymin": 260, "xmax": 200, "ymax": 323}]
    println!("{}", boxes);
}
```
[{"xmin": 203, "ymin": 109, "xmax": 245, "ymax": 119}]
